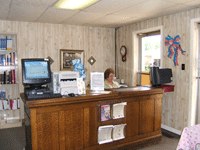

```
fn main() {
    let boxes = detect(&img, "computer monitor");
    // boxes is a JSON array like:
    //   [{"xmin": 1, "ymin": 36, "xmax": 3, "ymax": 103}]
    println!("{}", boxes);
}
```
[
  {"xmin": 21, "ymin": 58, "xmax": 51, "ymax": 89},
  {"xmin": 149, "ymin": 67, "xmax": 172, "ymax": 87},
  {"xmin": 158, "ymin": 68, "xmax": 172, "ymax": 84}
]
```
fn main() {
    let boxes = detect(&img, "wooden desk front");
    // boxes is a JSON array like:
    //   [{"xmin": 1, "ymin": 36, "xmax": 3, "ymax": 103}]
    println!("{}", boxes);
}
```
[{"xmin": 21, "ymin": 86, "xmax": 164, "ymax": 150}]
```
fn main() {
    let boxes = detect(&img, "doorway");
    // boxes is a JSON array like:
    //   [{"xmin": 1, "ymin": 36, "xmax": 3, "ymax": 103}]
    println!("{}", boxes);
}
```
[{"xmin": 138, "ymin": 31, "xmax": 161, "ymax": 85}]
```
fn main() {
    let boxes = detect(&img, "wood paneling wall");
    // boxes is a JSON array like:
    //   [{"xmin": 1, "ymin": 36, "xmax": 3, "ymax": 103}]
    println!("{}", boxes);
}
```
[
  {"xmin": 116, "ymin": 8, "xmax": 200, "ymax": 130},
  {"xmin": 1, "ymin": 7, "xmax": 200, "ymax": 131},
  {"xmin": 0, "ymin": 21, "xmax": 115, "ymax": 93}
]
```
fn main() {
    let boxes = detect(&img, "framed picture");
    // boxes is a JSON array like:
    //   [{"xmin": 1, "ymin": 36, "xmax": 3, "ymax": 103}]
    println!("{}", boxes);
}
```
[{"xmin": 60, "ymin": 49, "xmax": 84, "ymax": 71}]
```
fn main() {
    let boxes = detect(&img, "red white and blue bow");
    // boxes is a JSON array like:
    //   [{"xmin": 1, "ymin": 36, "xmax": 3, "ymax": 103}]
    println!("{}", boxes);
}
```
[{"xmin": 165, "ymin": 35, "xmax": 186, "ymax": 66}]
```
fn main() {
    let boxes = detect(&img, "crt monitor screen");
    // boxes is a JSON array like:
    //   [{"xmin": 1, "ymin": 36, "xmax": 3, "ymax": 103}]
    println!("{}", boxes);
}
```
[
  {"xmin": 150, "ymin": 67, "xmax": 172, "ymax": 87},
  {"xmin": 158, "ymin": 68, "xmax": 172, "ymax": 84},
  {"xmin": 21, "ymin": 58, "xmax": 51, "ymax": 86}
]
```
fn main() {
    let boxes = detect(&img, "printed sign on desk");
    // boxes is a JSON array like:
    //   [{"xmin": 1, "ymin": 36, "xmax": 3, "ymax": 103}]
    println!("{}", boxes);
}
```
[{"xmin": 90, "ymin": 72, "xmax": 104, "ymax": 91}]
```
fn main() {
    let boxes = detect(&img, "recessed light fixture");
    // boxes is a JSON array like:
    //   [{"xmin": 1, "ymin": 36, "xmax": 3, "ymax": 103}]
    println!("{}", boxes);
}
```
[{"xmin": 53, "ymin": 0, "xmax": 99, "ymax": 10}]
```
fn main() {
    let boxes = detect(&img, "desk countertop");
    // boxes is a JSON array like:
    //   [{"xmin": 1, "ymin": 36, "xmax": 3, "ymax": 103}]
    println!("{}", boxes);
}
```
[{"xmin": 20, "ymin": 86, "xmax": 164, "ymax": 108}]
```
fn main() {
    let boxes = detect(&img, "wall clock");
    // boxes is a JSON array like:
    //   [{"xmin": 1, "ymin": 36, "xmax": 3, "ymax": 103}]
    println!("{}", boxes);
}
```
[{"xmin": 120, "ymin": 45, "xmax": 127, "ymax": 62}]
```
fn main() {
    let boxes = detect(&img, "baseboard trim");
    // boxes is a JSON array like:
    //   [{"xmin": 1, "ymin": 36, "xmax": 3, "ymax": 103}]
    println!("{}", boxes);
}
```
[{"xmin": 161, "ymin": 124, "xmax": 182, "ymax": 135}]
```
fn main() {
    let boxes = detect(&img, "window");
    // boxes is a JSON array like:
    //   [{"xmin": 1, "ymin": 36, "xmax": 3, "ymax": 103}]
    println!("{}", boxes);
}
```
[{"xmin": 138, "ymin": 30, "xmax": 161, "ymax": 85}]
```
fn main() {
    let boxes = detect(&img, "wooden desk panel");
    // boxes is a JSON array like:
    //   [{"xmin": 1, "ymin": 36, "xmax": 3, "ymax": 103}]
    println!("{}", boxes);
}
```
[{"xmin": 21, "ymin": 86, "xmax": 164, "ymax": 150}]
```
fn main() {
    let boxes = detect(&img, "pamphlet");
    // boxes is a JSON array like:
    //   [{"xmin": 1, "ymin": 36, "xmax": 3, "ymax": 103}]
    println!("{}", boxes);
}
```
[
  {"xmin": 112, "ymin": 102, "xmax": 127, "ymax": 119},
  {"xmin": 112, "ymin": 124, "xmax": 126, "ymax": 141},
  {"xmin": 98, "ymin": 125, "xmax": 113, "ymax": 144},
  {"xmin": 101, "ymin": 105, "xmax": 111, "ymax": 121},
  {"xmin": 77, "ymin": 78, "xmax": 86, "ymax": 94}
]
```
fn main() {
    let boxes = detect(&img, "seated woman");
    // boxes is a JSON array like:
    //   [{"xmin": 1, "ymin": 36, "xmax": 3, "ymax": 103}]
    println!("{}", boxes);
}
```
[{"xmin": 104, "ymin": 68, "xmax": 120, "ymax": 89}]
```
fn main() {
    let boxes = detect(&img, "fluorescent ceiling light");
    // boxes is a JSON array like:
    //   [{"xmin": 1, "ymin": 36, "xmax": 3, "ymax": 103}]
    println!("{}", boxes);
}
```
[{"xmin": 53, "ymin": 0, "xmax": 99, "ymax": 10}]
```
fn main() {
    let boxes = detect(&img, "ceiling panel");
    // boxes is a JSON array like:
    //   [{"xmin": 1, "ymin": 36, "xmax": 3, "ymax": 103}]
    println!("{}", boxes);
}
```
[
  {"xmin": 37, "ymin": 7, "xmax": 80, "ymax": 24},
  {"xmin": 8, "ymin": 4, "xmax": 48, "ymax": 22},
  {"xmin": 11, "ymin": 0, "xmax": 58, "ymax": 6},
  {"xmin": 111, "ymin": 0, "xmax": 178, "ymax": 18},
  {"xmin": 0, "ymin": 0, "xmax": 198, "ymax": 28},
  {"xmin": 0, "ymin": 6, "xmax": 9, "ymax": 19},
  {"xmin": 62, "ymin": 11, "xmax": 105, "ymax": 25},
  {"xmin": 85, "ymin": 14, "xmax": 126, "ymax": 27},
  {"xmin": 158, "ymin": 4, "xmax": 195, "ymax": 16},
  {"xmin": 0, "ymin": 0, "xmax": 11, "ymax": 6},
  {"xmin": 184, "ymin": 0, "xmax": 200, "ymax": 7},
  {"xmin": 84, "ymin": 0, "xmax": 147, "ymax": 15},
  {"xmin": 163, "ymin": 0, "xmax": 195, "ymax": 4},
  {"xmin": 105, "ymin": 17, "xmax": 142, "ymax": 28}
]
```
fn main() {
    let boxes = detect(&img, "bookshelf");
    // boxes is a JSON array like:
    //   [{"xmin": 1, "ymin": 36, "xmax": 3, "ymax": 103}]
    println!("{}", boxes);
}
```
[{"xmin": 0, "ymin": 34, "xmax": 21, "ymax": 129}]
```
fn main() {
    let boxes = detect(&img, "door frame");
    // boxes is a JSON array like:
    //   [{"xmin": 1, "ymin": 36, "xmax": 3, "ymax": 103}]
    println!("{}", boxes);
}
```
[
  {"xmin": 188, "ymin": 18, "xmax": 200, "ymax": 126},
  {"xmin": 132, "ymin": 26, "xmax": 163, "ymax": 86}
]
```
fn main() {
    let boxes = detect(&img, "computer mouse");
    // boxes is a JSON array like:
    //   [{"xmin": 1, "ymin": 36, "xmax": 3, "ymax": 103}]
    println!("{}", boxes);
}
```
[{"xmin": 68, "ymin": 93, "xmax": 75, "ymax": 97}]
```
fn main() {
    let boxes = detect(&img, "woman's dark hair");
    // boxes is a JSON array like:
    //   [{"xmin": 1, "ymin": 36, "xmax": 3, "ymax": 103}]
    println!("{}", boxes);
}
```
[{"xmin": 104, "ymin": 68, "xmax": 115, "ymax": 79}]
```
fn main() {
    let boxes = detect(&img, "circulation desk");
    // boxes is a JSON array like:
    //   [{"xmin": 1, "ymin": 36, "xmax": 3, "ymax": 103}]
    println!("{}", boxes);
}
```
[{"xmin": 20, "ymin": 86, "xmax": 164, "ymax": 150}]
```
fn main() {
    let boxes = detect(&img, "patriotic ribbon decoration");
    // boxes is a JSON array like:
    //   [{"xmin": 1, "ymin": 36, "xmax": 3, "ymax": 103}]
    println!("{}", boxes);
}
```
[{"xmin": 165, "ymin": 35, "xmax": 186, "ymax": 66}]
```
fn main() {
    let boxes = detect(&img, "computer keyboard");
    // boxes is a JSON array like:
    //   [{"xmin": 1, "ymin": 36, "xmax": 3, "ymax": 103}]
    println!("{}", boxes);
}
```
[
  {"xmin": 49, "ymin": 93, "xmax": 63, "ymax": 98},
  {"xmin": 26, "ymin": 93, "xmax": 62, "ymax": 100}
]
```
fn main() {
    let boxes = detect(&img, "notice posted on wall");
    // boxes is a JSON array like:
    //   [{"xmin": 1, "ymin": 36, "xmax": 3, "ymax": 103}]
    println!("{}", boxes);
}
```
[{"xmin": 90, "ymin": 72, "xmax": 104, "ymax": 91}]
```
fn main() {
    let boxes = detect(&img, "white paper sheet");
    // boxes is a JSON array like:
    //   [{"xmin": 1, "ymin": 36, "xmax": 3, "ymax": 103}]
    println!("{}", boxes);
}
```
[
  {"xmin": 112, "ymin": 124, "xmax": 126, "ymax": 141},
  {"xmin": 77, "ymin": 78, "xmax": 86, "ymax": 94},
  {"xmin": 112, "ymin": 102, "xmax": 127, "ymax": 119},
  {"xmin": 90, "ymin": 72, "xmax": 104, "ymax": 91},
  {"xmin": 98, "ymin": 125, "xmax": 113, "ymax": 144}
]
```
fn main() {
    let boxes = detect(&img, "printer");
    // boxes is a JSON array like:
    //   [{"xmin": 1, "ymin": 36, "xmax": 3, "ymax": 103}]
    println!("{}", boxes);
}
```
[{"xmin": 51, "ymin": 71, "xmax": 79, "ymax": 95}]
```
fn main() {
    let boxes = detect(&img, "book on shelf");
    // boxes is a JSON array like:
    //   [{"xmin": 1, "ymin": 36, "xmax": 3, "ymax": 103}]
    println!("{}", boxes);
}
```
[
  {"xmin": 6, "ymin": 38, "xmax": 12, "ymax": 50},
  {"xmin": 0, "ymin": 37, "xmax": 13, "ymax": 51},
  {"xmin": 11, "ymin": 69, "xmax": 15, "ymax": 84},
  {"xmin": 0, "ymin": 90, "xmax": 19, "ymax": 110},
  {"xmin": 17, "ymin": 98, "xmax": 20, "ymax": 109},
  {"xmin": 0, "ymin": 100, "xmax": 3, "ymax": 110},
  {"xmin": 10, "ymin": 99, "xmax": 18, "ymax": 110},
  {"xmin": 0, "ymin": 38, "xmax": 7, "ymax": 50},
  {"xmin": 0, "ymin": 99, "xmax": 19, "ymax": 110},
  {"xmin": 0, "ymin": 52, "xmax": 16, "ymax": 66},
  {"xmin": 3, "ymin": 100, "xmax": 10, "ymax": 110},
  {"xmin": 3, "ymin": 71, "xmax": 7, "ymax": 84},
  {"xmin": 0, "ymin": 69, "xmax": 15, "ymax": 84},
  {"xmin": 0, "ymin": 54, "xmax": 3, "ymax": 65},
  {"xmin": 0, "ymin": 90, "xmax": 6, "ymax": 99}
]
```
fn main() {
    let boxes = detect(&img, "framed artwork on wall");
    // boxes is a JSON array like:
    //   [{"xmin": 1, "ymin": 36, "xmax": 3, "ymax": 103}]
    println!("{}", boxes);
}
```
[{"xmin": 60, "ymin": 49, "xmax": 84, "ymax": 71}]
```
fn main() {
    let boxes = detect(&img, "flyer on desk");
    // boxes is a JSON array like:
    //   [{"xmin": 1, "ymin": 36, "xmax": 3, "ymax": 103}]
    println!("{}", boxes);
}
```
[{"xmin": 90, "ymin": 72, "xmax": 104, "ymax": 91}]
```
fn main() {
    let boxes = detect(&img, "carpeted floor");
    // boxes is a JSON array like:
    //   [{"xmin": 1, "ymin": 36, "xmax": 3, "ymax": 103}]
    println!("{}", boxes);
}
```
[
  {"xmin": 0, "ymin": 125, "xmax": 180, "ymax": 150},
  {"xmin": 0, "ymin": 125, "xmax": 25, "ymax": 150},
  {"xmin": 137, "ymin": 135, "xmax": 180, "ymax": 150}
]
